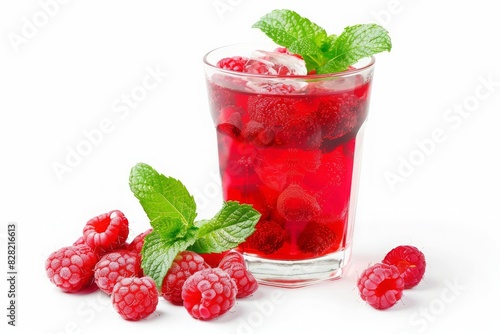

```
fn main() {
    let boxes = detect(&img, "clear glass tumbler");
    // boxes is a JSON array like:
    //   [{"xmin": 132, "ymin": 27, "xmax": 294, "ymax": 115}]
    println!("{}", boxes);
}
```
[{"xmin": 204, "ymin": 44, "xmax": 375, "ymax": 287}]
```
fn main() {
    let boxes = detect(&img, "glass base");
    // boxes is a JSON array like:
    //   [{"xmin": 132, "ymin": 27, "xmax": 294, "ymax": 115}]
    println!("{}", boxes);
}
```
[{"xmin": 244, "ymin": 247, "xmax": 352, "ymax": 288}]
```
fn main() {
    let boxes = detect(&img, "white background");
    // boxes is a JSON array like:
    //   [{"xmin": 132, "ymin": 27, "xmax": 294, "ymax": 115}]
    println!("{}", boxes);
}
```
[{"xmin": 1, "ymin": 0, "xmax": 499, "ymax": 333}]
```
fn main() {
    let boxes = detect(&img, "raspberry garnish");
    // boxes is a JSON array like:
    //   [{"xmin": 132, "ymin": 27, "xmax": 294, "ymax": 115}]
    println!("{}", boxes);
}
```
[
  {"xmin": 94, "ymin": 250, "xmax": 142, "ymax": 295},
  {"xmin": 218, "ymin": 251, "xmax": 258, "ymax": 298},
  {"xmin": 83, "ymin": 210, "xmax": 129, "ymax": 255},
  {"xmin": 276, "ymin": 184, "xmax": 321, "ymax": 221},
  {"xmin": 297, "ymin": 222, "xmax": 336, "ymax": 255},
  {"xmin": 357, "ymin": 263, "xmax": 404, "ymax": 310},
  {"xmin": 161, "ymin": 251, "xmax": 209, "ymax": 305},
  {"xmin": 216, "ymin": 56, "xmax": 248, "ymax": 72},
  {"xmin": 111, "ymin": 276, "xmax": 158, "ymax": 321},
  {"xmin": 382, "ymin": 245, "xmax": 426, "ymax": 289},
  {"xmin": 45, "ymin": 244, "xmax": 98, "ymax": 293},
  {"xmin": 182, "ymin": 267, "xmax": 237, "ymax": 321},
  {"xmin": 244, "ymin": 220, "xmax": 287, "ymax": 254}
]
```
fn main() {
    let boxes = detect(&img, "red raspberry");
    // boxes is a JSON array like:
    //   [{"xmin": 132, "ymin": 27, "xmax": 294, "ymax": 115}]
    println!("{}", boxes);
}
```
[
  {"xmin": 72, "ymin": 236, "xmax": 87, "ymax": 246},
  {"xmin": 182, "ymin": 267, "xmax": 237, "ymax": 321},
  {"xmin": 276, "ymin": 184, "xmax": 321, "ymax": 221},
  {"xmin": 242, "ymin": 120, "xmax": 275, "ymax": 147},
  {"xmin": 248, "ymin": 96, "xmax": 297, "ymax": 128},
  {"xmin": 218, "ymin": 251, "xmax": 258, "ymax": 298},
  {"xmin": 94, "ymin": 250, "xmax": 142, "ymax": 295},
  {"xmin": 216, "ymin": 105, "xmax": 243, "ymax": 141},
  {"xmin": 357, "ymin": 263, "xmax": 404, "ymax": 310},
  {"xmin": 111, "ymin": 276, "xmax": 158, "ymax": 321},
  {"xmin": 216, "ymin": 56, "xmax": 248, "ymax": 72},
  {"xmin": 198, "ymin": 251, "xmax": 229, "ymax": 268},
  {"xmin": 297, "ymin": 222, "xmax": 336, "ymax": 255},
  {"xmin": 316, "ymin": 94, "xmax": 362, "ymax": 141},
  {"xmin": 382, "ymin": 245, "xmax": 426, "ymax": 289},
  {"xmin": 127, "ymin": 228, "xmax": 153, "ymax": 255},
  {"xmin": 244, "ymin": 220, "xmax": 287, "ymax": 254},
  {"xmin": 218, "ymin": 250, "xmax": 246, "ymax": 268},
  {"xmin": 45, "ymin": 244, "xmax": 98, "ymax": 293},
  {"xmin": 161, "ymin": 251, "xmax": 209, "ymax": 305},
  {"xmin": 83, "ymin": 210, "xmax": 129, "ymax": 255}
]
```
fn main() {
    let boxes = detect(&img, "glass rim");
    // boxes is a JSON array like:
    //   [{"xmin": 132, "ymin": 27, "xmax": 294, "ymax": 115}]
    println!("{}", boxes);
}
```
[{"xmin": 203, "ymin": 42, "xmax": 375, "ymax": 80}]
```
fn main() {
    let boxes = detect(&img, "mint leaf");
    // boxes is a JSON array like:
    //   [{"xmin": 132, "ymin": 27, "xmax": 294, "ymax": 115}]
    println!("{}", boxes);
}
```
[
  {"xmin": 129, "ymin": 163, "xmax": 197, "ymax": 229},
  {"xmin": 252, "ymin": 9, "xmax": 328, "ymax": 50},
  {"xmin": 318, "ymin": 24, "xmax": 392, "ymax": 74},
  {"xmin": 150, "ymin": 216, "xmax": 188, "ymax": 240},
  {"xmin": 188, "ymin": 201, "xmax": 261, "ymax": 254},
  {"xmin": 288, "ymin": 38, "xmax": 327, "ymax": 72},
  {"xmin": 141, "ymin": 228, "xmax": 197, "ymax": 288},
  {"xmin": 252, "ymin": 10, "xmax": 391, "ymax": 74}
]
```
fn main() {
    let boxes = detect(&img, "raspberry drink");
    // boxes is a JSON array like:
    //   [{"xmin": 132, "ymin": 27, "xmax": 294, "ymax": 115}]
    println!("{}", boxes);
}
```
[
  {"xmin": 203, "ymin": 9, "xmax": 391, "ymax": 286},
  {"xmin": 204, "ymin": 45, "xmax": 374, "ymax": 286}
]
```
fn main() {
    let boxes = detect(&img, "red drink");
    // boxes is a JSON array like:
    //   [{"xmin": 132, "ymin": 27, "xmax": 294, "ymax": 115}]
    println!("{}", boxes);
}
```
[{"xmin": 204, "ymin": 44, "xmax": 375, "ymax": 286}]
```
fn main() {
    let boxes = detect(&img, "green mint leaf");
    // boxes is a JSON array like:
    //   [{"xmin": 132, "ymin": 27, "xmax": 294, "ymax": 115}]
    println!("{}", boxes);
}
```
[
  {"xmin": 317, "ymin": 24, "xmax": 392, "ymax": 74},
  {"xmin": 129, "ymin": 163, "xmax": 197, "ymax": 230},
  {"xmin": 288, "ymin": 38, "xmax": 327, "ymax": 72},
  {"xmin": 252, "ymin": 9, "xmax": 328, "ymax": 50},
  {"xmin": 253, "ymin": 10, "xmax": 392, "ymax": 74},
  {"xmin": 141, "ymin": 228, "xmax": 197, "ymax": 288},
  {"xmin": 188, "ymin": 201, "xmax": 261, "ymax": 254},
  {"xmin": 320, "ymin": 34, "xmax": 338, "ymax": 53},
  {"xmin": 150, "ymin": 216, "xmax": 188, "ymax": 240}
]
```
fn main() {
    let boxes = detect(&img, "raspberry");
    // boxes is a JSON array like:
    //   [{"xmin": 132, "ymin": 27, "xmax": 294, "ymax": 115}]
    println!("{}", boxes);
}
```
[
  {"xmin": 297, "ymin": 222, "xmax": 336, "ymax": 255},
  {"xmin": 276, "ymin": 184, "xmax": 321, "ymax": 221},
  {"xmin": 161, "ymin": 251, "xmax": 209, "ymax": 305},
  {"xmin": 111, "ymin": 276, "xmax": 158, "ymax": 321},
  {"xmin": 199, "ymin": 251, "xmax": 229, "ymax": 268},
  {"xmin": 94, "ymin": 250, "xmax": 142, "ymax": 295},
  {"xmin": 316, "ymin": 94, "xmax": 361, "ymax": 141},
  {"xmin": 218, "ymin": 250, "xmax": 246, "ymax": 268},
  {"xmin": 45, "ymin": 244, "xmax": 98, "ymax": 293},
  {"xmin": 182, "ymin": 267, "xmax": 237, "ymax": 321},
  {"xmin": 83, "ymin": 210, "xmax": 129, "ymax": 255},
  {"xmin": 127, "ymin": 228, "xmax": 153, "ymax": 256},
  {"xmin": 357, "ymin": 263, "xmax": 404, "ymax": 310},
  {"xmin": 382, "ymin": 245, "xmax": 426, "ymax": 289},
  {"xmin": 216, "ymin": 105, "xmax": 243, "ymax": 141},
  {"xmin": 248, "ymin": 96, "xmax": 297, "ymax": 128},
  {"xmin": 244, "ymin": 220, "xmax": 287, "ymax": 254},
  {"xmin": 216, "ymin": 56, "xmax": 248, "ymax": 72},
  {"xmin": 218, "ymin": 251, "xmax": 258, "ymax": 298},
  {"xmin": 72, "ymin": 236, "xmax": 87, "ymax": 246},
  {"xmin": 242, "ymin": 120, "xmax": 275, "ymax": 147}
]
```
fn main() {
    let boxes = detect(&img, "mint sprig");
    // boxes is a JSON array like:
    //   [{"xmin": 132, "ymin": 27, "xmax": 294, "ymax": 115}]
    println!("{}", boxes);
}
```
[
  {"xmin": 129, "ymin": 163, "xmax": 261, "ymax": 288},
  {"xmin": 252, "ymin": 9, "xmax": 392, "ymax": 74},
  {"xmin": 188, "ymin": 201, "xmax": 261, "ymax": 254}
]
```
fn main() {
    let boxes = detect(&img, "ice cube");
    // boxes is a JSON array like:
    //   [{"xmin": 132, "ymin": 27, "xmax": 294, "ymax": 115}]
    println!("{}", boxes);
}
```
[
  {"xmin": 244, "ymin": 50, "xmax": 308, "ymax": 76},
  {"xmin": 276, "ymin": 184, "xmax": 321, "ymax": 221},
  {"xmin": 244, "ymin": 50, "xmax": 308, "ymax": 94}
]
